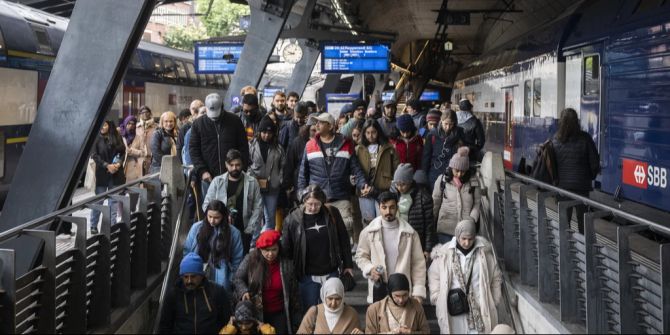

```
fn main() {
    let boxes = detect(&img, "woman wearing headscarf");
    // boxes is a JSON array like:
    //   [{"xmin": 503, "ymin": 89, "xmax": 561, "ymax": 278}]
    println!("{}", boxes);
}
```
[
  {"xmin": 428, "ymin": 219, "xmax": 503, "ymax": 334},
  {"xmin": 364, "ymin": 273, "xmax": 430, "ymax": 334},
  {"xmin": 297, "ymin": 278, "xmax": 362, "ymax": 334},
  {"xmin": 234, "ymin": 230, "xmax": 301, "ymax": 334},
  {"xmin": 120, "ymin": 115, "xmax": 137, "ymax": 149}
]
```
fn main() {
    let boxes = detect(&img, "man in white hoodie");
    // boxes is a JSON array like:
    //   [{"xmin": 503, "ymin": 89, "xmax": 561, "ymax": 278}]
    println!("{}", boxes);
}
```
[{"xmin": 355, "ymin": 191, "xmax": 427, "ymax": 304}]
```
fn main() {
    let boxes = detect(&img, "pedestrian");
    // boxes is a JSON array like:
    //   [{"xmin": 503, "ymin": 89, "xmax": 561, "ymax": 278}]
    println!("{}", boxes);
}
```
[
  {"xmin": 393, "ymin": 114, "xmax": 423, "ymax": 171},
  {"xmin": 423, "ymin": 109, "xmax": 464, "ymax": 191},
  {"xmin": 391, "ymin": 163, "xmax": 436, "ymax": 258},
  {"xmin": 183, "ymin": 200, "xmax": 244, "ymax": 293},
  {"xmin": 230, "ymin": 86, "xmax": 267, "ymax": 116},
  {"xmin": 355, "ymin": 119, "xmax": 399, "ymax": 224},
  {"xmin": 457, "ymin": 98, "xmax": 486, "ymax": 162},
  {"xmin": 248, "ymin": 117, "xmax": 284, "ymax": 230},
  {"xmin": 287, "ymin": 91, "xmax": 300, "ymax": 113},
  {"xmin": 203, "ymin": 149, "xmax": 263, "ymax": 254},
  {"xmin": 281, "ymin": 185, "xmax": 354, "ymax": 313},
  {"xmin": 89, "ymin": 120, "xmax": 125, "ymax": 234},
  {"xmin": 119, "ymin": 115, "xmax": 137, "ymax": 150},
  {"xmin": 279, "ymin": 101, "xmax": 308, "ymax": 150},
  {"xmin": 237, "ymin": 93, "xmax": 264, "ymax": 142},
  {"xmin": 189, "ymin": 93, "xmax": 250, "ymax": 197},
  {"xmin": 423, "ymin": 108, "xmax": 442, "ymax": 137},
  {"xmin": 126, "ymin": 105, "xmax": 156, "ymax": 181},
  {"xmin": 219, "ymin": 300, "xmax": 277, "ymax": 335},
  {"xmin": 338, "ymin": 99, "xmax": 367, "ymax": 138},
  {"xmin": 377, "ymin": 100, "xmax": 398, "ymax": 139},
  {"xmin": 552, "ymin": 107, "xmax": 600, "ymax": 233},
  {"xmin": 283, "ymin": 118, "xmax": 317, "ymax": 208},
  {"xmin": 355, "ymin": 192, "xmax": 427, "ymax": 304},
  {"xmin": 149, "ymin": 111, "xmax": 178, "ymax": 174},
  {"xmin": 158, "ymin": 252, "xmax": 231, "ymax": 334},
  {"xmin": 297, "ymin": 278, "xmax": 363, "ymax": 334},
  {"xmin": 405, "ymin": 98, "xmax": 426, "ymax": 131},
  {"xmin": 183, "ymin": 106, "xmax": 207, "ymax": 222},
  {"xmin": 428, "ymin": 219, "xmax": 502, "ymax": 334},
  {"xmin": 234, "ymin": 230, "xmax": 301, "ymax": 334},
  {"xmin": 297, "ymin": 112, "xmax": 370, "ymax": 240},
  {"xmin": 364, "ymin": 273, "xmax": 430, "ymax": 334},
  {"xmin": 268, "ymin": 91, "xmax": 291, "ymax": 125}
]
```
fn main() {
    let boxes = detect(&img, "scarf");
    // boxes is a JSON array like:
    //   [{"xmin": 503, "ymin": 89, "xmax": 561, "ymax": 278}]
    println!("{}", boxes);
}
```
[
  {"xmin": 320, "ymin": 278, "xmax": 345, "ymax": 332},
  {"xmin": 451, "ymin": 248, "xmax": 484, "ymax": 332},
  {"xmin": 452, "ymin": 176, "xmax": 463, "ymax": 190}
]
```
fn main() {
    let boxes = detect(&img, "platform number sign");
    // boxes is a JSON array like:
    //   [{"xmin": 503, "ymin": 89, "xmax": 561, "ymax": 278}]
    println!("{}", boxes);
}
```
[{"xmin": 622, "ymin": 158, "xmax": 667, "ymax": 189}]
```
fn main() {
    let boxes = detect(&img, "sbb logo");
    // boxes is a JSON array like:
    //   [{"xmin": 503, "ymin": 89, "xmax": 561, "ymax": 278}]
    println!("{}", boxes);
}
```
[{"xmin": 622, "ymin": 158, "xmax": 667, "ymax": 189}]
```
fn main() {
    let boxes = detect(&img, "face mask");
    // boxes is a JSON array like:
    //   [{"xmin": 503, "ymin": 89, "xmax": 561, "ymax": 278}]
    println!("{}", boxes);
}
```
[{"xmin": 207, "ymin": 109, "xmax": 221, "ymax": 120}]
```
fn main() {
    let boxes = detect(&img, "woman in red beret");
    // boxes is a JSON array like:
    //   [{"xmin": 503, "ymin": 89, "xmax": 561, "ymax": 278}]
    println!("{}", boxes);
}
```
[{"xmin": 233, "ymin": 229, "xmax": 301, "ymax": 334}]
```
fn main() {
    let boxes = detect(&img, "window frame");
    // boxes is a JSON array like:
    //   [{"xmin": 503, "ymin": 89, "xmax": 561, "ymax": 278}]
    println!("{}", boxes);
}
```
[
  {"xmin": 523, "ymin": 79, "xmax": 532, "ymax": 117},
  {"xmin": 533, "ymin": 78, "xmax": 541, "ymax": 117},
  {"xmin": 582, "ymin": 54, "xmax": 600, "ymax": 97}
]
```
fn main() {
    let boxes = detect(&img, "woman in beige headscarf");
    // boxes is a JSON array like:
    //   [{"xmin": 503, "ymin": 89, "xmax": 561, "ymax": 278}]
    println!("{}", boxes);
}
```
[
  {"xmin": 428, "ymin": 219, "xmax": 502, "ymax": 334},
  {"xmin": 297, "ymin": 278, "xmax": 362, "ymax": 334}
]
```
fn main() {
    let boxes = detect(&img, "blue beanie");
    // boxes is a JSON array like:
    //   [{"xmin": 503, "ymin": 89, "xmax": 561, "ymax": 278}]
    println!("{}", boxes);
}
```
[
  {"xmin": 396, "ymin": 114, "xmax": 416, "ymax": 132},
  {"xmin": 340, "ymin": 103, "xmax": 354, "ymax": 117},
  {"xmin": 180, "ymin": 252, "xmax": 205, "ymax": 276}
]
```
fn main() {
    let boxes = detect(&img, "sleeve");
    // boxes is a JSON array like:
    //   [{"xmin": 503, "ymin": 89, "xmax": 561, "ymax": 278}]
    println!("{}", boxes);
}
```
[
  {"xmin": 354, "ymin": 229, "xmax": 374, "ymax": 278},
  {"xmin": 280, "ymin": 217, "xmax": 294, "ymax": 259},
  {"xmin": 488, "ymin": 249, "xmax": 503, "ymax": 305},
  {"xmin": 475, "ymin": 119, "xmax": 486, "ymax": 151},
  {"xmin": 349, "ymin": 149, "xmax": 367, "ymax": 190},
  {"xmin": 250, "ymin": 180, "xmax": 264, "ymax": 245},
  {"xmin": 587, "ymin": 134, "xmax": 601, "ymax": 180},
  {"xmin": 233, "ymin": 254, "xmax": 251, "ymax": 299},
  {"xmin": 391, "ymin": 145, "xmax": 400, "ymax": 173},
  {"xmin": 416, "ymin": 138, "xmax": 424, "ymax": 170},
  {"xmin": 183, "ymin": 224, "xmax": 198, "ymax": 256},
  {"xmin": 279, "ymin": 124, "xmax": 290, "ymax": 150},
  {"xmin": 201, "ymin": 177, "xmax": 220, "ymax": 212},
  {"xmin": 339, "ymin": 118, "xmax": 356, "ymax": 138},
  {"xmin": 409, "ymin": 233, "xmax": 427, "ymax": 299},
  {"xmin": 231, "ymin": 229, "xmax": 244, "ymax": 274},
  {"xmin": 90, "ymin": 139, "xmax": 107, "ymax": 169},
  {"xmin": 421, "ymin": 134, "xmax": 433, "ymax": 175},
  {"xmin": 364, "ymin": 304, "xmax": 380, "ymax": 335},
  {"xmin": 415, "ymin": 302, "xmax": 431, "ymax": 334},
  {"xmin": 150, "ymin": 131, "xmax": 162, "ymax": 162},
  {"xmin": 157, "ymin": 289, "xmax": 176, "ymax": 334},
  {"xmin": 297, "ymin": 149, "xmax": 309, "ymax": 192},
  {"xmin": 432, "ymin": 176, "xmax": 443, "ymax": 220},
  {"xmin": 127, "ymin": 130, "xmax": 144, "ymax": 157},
  {"xmin": 189, "ymin": 122, "xmax": 208, "ymax": 178},
  {"xmin": 296, "ymin": 306, "xmax": 318, "ymax": 334},
  {"xmin": 331, "ymin": 206, "xmax": 354, "ymax": 270},
  {"xmin": 282, "ymin": 141, "xmax": 297, "ymax": 188},
  {"xmin": 421, "ymin": 189, "xmax": 436, "ymax": 252},
  {"xmin": 247, "ymin": 141, "xmax": 260, "ymax": 178},
  {"xmin": 277, "ymin": 146, "xmax": 285, "ymax": 187},
  {"xmin": 469, "ymin": 183, "xmax": 481, "ymax": 222},
  {"xmin": 427, "ymin": 257, "xmax": 441, "ymax": 305},
  {"xmin": 115, "ymin": 136, "xmax": 126, "ymax": 161}
]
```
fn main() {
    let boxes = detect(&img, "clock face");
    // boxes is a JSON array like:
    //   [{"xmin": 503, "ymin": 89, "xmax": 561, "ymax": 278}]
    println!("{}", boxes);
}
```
[{"xmin": 282, "ymin": 43, "xmax": 303, "ymax": 64}]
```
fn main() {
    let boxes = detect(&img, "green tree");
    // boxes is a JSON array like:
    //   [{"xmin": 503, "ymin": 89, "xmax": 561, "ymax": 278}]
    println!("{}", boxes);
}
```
[
  {"xmin": 196, "ymin": 0, "xmax": 250, "ymax": 37},
  {"xmin": 164, "ymin": 24, "xmax": 209, "ymax": 51}
]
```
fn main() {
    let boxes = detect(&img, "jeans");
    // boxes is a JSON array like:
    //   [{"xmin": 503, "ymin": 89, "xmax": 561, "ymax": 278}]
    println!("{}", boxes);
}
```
[
  {"xmin": 89, "ymin": 183, "xmax": 120, "ymax": 229},
  {"xmin": 358, "ymin": 197, "xmax": 380, "ymax": 224},
  {"xmin": 262, "ymin": 192, "xmax": 279, "ymax": 230},
  {"xmin": 298, "ymin": 271, "xmax": 338, "ymax": 314},
  {"xmin": 438, "ymin": 233, "xmax": 453, "ymax": 244}
]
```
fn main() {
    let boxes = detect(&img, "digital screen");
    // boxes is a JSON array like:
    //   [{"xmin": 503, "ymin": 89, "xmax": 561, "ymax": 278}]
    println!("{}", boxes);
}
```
[
  {"xmin": 382, "ymin": 91, "xmax": 395, "ymax": 101},
  {"xmin": 420, "ymin": 90, "xmax": 440, "ymax": 101},
  {"xmin": 195, "ymin": 43, "xmax": 243, "ymax": 74},
  {"xmin": 263, "ymin": 87, "xmax": 284, "ymax": 97},
  {"xmin": 321, "ymin": 43, "xmax": 391, "ymax": 73}
]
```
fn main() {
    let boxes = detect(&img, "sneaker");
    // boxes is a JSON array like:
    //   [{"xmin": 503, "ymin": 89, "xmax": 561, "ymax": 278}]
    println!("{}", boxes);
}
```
[{"xmin": 90, "ymin": 227, "xmax": 99, "ymax": 235}]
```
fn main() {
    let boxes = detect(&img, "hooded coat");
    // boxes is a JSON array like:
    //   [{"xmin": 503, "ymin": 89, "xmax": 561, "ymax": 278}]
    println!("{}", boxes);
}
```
[{"xmin": 432, "ymin": 175, "xmax": 482, "ymax": 236}]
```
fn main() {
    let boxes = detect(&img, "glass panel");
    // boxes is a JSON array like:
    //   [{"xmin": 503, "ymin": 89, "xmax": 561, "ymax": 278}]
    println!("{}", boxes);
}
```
[
  {"xmin": 175, "ymin": 60, "xmax": 188, "ymax": 82},
  {"xmin": 533, "ymin": 78, "xmax": 541, "ymax": 117},
  {"xmin": 524, "ymin": 80, "xmax": 531, "ymax": 117},
  {"xmin": 162, "ymin": 57, "xmax": 177, "ymax": 80},
  {"xmin": 32, "ymin": 25, "xmax": 53, "ymax": 55},
  {"xmin": 583, "ymin": 55, "xmax": 600, "ymax": 96},
  {"xmin": 198, "ymin": 73, "xmax": 206, "ymax": 86},
  {"xmin": 151, "ymin": 54, "xmax": 164, "ymax": 77},
  {"xmin": 185, "ymin": 62, "xmax": 197, "ymax": 84},
  {"xmin": 206, "ymin": 74, "xmax": 216, "ymax": 86},
  {"xmin": 130, "ymin": 52, "xmax": 143, "ymax": 70}
]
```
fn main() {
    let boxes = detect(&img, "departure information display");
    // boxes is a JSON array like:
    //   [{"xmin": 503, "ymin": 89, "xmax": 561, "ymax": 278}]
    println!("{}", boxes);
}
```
[
  {"xmin": 321, "ymin": 43, "xmax": 391, "ymax": 73},
  {"xmin": 195, "ymin": 43, "xmax": 243, "ymax": 74},
  {"xmin": 420, "ymin": 90, "xmax": 441, "ymax": 101}
]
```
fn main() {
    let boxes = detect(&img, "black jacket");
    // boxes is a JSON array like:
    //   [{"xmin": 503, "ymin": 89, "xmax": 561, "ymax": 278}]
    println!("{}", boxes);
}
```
[
  {"xmin": 91, "ymin": 133, "xmax": 125, "ymax": 187},
  {"xmin": 282, "ymin": 134, "xmax": 308, "ymax": 191},
  {"xmin": 177, "ymin": 122, "xmax": 192, "ymax": 154},
  {"xmin": 422, "ymin": 127, "xmax": 464, "ymax": 190},
  {"xmin": 150, "ymin": 128, "xmax": 177, "ymax": 173},
  {"xmin": 158, "ymin": 278, "xmax": 231, "ymax": 334},
  {"xmin": 279, "ymin": 120, "xmax": 301, "ymax": 150},
  {"xmin": 392, "ymin": 184, "xmax": 436, "ymax": 252},
  {"xmin": 281, "ymin": 205, "xmax": 354, "ymax": 278},
  {"xmin": 233, "ymin": 253, "xmax": 301, "ymax": 333},
  {"xmin": 552, "ymin": 131, "xmax": 600, "ymax": 193},
  {"xmin": 458, "ymin": 115, "xmax": 486, "ymax": 162},
  {"xmin": 189, "ymin": 112, "xmax": 250, "ymax": 179}
]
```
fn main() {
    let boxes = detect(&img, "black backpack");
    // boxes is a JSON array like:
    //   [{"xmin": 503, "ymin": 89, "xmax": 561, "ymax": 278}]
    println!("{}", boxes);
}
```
[{"xmin": 531, "ymin": 139, "xmax": 559, "ymax": 185}]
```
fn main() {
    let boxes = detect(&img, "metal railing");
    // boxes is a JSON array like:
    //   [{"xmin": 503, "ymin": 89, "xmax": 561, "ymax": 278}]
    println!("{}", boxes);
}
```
[
  {"xmin": 0, "ymin": 157, "xmax": 185, "ymax": 333},
  {"xmin": 497, "ymin": 170, "xmax": 670, "ymax": 334}
]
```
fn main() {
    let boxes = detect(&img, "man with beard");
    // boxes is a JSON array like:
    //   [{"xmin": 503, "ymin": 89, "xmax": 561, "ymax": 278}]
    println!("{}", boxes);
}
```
[
  {"xmin": 279, "ymin": 101, "xmax": 308, "ymax": 150},
  {"xmin": 238, "ymin": 93, "xmax": 264, "ymax": 142},
  {"xmin": 355, "ymin": 192, "xmax": 427, "ymax": 305},
  {"xmin": 203, "ymin": 149, "xmax": 263, "ymax": 254},
  {"xmin": 364, "ymin": 273, "xmax": 430, "ymax": 334},
  {"xmin": 378, "ymin": 99, "xmax": 399, "ymax": 139},
  {"xmin": 158, "ymin": 253, "xmax": 231, "ymax": 333},
  {"xmin": 268, "ymin": 91, "xmax": 292, "ymax": 125}
]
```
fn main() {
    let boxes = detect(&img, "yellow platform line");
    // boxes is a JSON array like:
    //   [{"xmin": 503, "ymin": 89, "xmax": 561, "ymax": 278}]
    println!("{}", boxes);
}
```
[{"xmin": 6, "ymin": 136, "xmax": 28, "ymax": 144}]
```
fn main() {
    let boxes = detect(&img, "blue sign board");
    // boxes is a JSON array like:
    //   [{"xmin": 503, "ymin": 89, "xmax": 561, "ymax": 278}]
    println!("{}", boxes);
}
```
[
  {"xmin": 325, "ymin": 93, "xmax": 361, "ymax": 119},
  {"xmin": 420, "ymin": 90, "xmax": 440, "ymax": 101},
  {"xmin": 321, "ymin": 43, "xmax": 391, "ymax": 73},
  {"xmin": 195, "ymin": 43, "xmax": 243, "ymax": 74},
  {"xmin": 382, "ymin": 91, "xmax": 395, "ymax": 101},
  {"xmin": 263, "ymin": 87, "xmax": 284, "ymax": 97}
]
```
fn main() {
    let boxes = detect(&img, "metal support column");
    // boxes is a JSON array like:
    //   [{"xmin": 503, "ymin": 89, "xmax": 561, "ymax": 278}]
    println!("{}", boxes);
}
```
[
  {"xmin": 518, "ymin": 184, "xmax": 535, "ymax": 285},
  {"xmin": 317, "ymin": 74, "xmax": 342, "ymax": 109},
  {"xmin": 349, "ymin": 75, "xmax": 363, "ymax": 95},
  {"xmin": 584, "ymin": 211, "xmax": 611, "ymax": 333},
  {"xmin": 536, "ymin": 191, "xmax": 558, "ymax": 302},
  {"xmin": 617, "ymin": 224, "xmax": 646, "ymax": 334},
  {"xmin": 0, "ymin": 0, "xmax": 156, "ymax": 274},
  {"xmin": 285, "ymin": 39, "xmax": 320, "ymax": 96},
  {"xmin": 225, "ymin": 0, "xmax": 297, "ymax": 110},
  {"xmin": 503, "ymin": 179, "xmax": 519, "ymax": 272},
  {"xmin": 558, "ymin": 200, "xmax": 581, "ymax": 323}
]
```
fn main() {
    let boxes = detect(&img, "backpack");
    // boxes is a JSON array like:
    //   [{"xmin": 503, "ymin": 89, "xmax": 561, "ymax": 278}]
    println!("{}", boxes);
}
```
[{"xmin": 531, "ymin": 139, "xmax": 559, "ymax": 185}]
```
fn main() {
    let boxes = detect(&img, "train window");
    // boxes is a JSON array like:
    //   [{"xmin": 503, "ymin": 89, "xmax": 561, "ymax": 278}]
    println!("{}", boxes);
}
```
[
  {"xmin": 206, "ymin": 74, "xmax": 216, "ymax": 86},
  {"xmin": 162, "ymin": 57, "xmax": 177, "ymax": 81},
  {"xmin": 151, "ymin": 54, "xmax": 163, "ymax": 76},
  {"xmin": 130, "ymin": 52, "xmax": 143, "ymax": 70},
  {"xmin": 583, "ymin": 55, "xmax": 600, "ymax": 96},
  {"xmin": 175, "ymin": 60, "xmax": 188, "ymax": 83},
  {"xmin": 185, "ymin": 62, "xmax": 197, "ymax": 84},
  {"xmin": 215, "ymin": 75, "xmax": 224, "ymax": 88},
  {"xmin": 198, "ymin": 73, "xmax": 207, "ymax": 86},
  {"xmin": 524, "ymin": 80, "xmax": 532, "ymax": 117},
  {"xmin": 533, "ymin": 78, "xmax": 541, "ymax": 117},
  {"xmin": 31, "ymin": 25, "xmax": 54, "ymax": 55}
]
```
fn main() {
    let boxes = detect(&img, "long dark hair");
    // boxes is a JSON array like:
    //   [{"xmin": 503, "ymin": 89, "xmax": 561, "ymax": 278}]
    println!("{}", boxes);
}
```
[
  {"xmin": 555, "ymin": 108, "xmax": 580, "ymax": 143},
  {"xmin": 102, "ymin": 120, "xmax": 123, "ymax": 147},
  {"xmin": 442, "ymin": 166, "xmax": 472, "ymax": 183},
  {"xmin": 196, "ymin": 200, "xmax": 232, "ymax": 267},
  {"xmin": 360, "ymin": 119, "xmax": 388, "ymax": 146},
  {"xmin": 245, "ymin": 246, "xmax": 282, "ymax": 294}
]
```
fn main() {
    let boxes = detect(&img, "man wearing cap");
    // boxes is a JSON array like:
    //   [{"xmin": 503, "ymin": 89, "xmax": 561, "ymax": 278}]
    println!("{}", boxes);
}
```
[
  {"xmin": 279, "ymin": 101, "xmax": 308, "ymax": 151},
  {"xmin": 457, "ymin": 98, "xmax": 486, "ymax": 162},
  {"xmin": 158, "ymin": 252, "xmax": 231, "ymax": 334},
  {"xmin": 338, "ymin": 99, "xmax": 367, "ymax": 137},
  {"xmin": 190, "ymin": 93, "xmax": 250, "ymax": 196},
  {"xmin": 236, "ymin": 93, "xmax": 264, "ymax": 142},
  {"xmin": 298, "ymin": 112, "xmax": 370, "ymax": 240},
  {"xmin": 364, "ymin": 273, "xmax": 430, "ymax": 334},
  {"xmin": 405, "ymin": 98, "xmax": 426, "ymax": 131},
  {"xmin": 378, "ymin": 100, "xmax": 399, "ymax": 139}
]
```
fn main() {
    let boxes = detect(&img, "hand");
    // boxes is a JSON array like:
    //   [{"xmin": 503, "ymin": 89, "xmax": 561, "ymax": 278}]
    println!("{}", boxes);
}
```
[
  {"xmin": 202, "ymin": 172, "xmax": 213, "ymax": 182},
  {"xmin": 343, "ymin": 268, "xmax": 354, "ymax": 277},
  {"xmin": 351, "ymin": 328, "xmax": 364, "ymax": 334},
  {"xmin": 397, "ymin": 325, "xmax": 412, "ymax": 334},
  {"xmin": 190, "ymin": 180, "xmax": 196, "ymax": 188},
  {"xmin": 413, "ymin": 296, "xmax": 424, "ymax": 305},
  {"xmin": 370, "ymin": 266, "xmax": 383, "ymax": 281},
  {"xmin": 106, "ymin": 164, "xmax": 118, "ymax": 174},
  {"xmin": 242, "ymin": 292, "xmax": 251, "ymax": 301}
]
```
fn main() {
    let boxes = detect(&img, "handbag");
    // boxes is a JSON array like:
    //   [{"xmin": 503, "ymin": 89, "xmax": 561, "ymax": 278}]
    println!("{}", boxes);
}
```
[
  {"xmin": 340, "ymin": 271, "xmax": 356, "ymax": 291},
  {"xmin": 447, "ymin": 261, "xmax": 474, "ymax": 316}
]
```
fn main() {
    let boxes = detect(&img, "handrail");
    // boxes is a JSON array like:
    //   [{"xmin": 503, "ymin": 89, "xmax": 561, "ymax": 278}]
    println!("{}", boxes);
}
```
[
  {"xmin": 505, "ymin": 170, "xmax": 670, "ymax": 236},
  {"xmin": 0, "ymin": 172, "xmax": 160, "ymax": 242}
]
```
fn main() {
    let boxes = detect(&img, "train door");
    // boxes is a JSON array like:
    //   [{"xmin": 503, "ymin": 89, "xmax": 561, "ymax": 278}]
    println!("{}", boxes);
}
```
[
  {"xmin": 503, "ymin": 88, "xmax": 514, "ymax": 170},
  {"xmin": 563, "ymin": 45, "xmax": 602, "ymax": 148},
  {"xmin": 123, "ymin": 83, "xmax": 145, "ymax": 118}
]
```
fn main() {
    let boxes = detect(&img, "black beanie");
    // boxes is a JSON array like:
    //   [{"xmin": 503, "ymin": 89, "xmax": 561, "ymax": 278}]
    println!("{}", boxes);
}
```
[
  {"xmin": 243, "ymin": 93, "xmax": 258, "ymax": 106},
  {"xmin": 258, "ymin": 116, "xmax": 276, "ymax": 133},
  {"xmin": 387, "ymin": 273, "xmax": 410, "ymax": 294}
]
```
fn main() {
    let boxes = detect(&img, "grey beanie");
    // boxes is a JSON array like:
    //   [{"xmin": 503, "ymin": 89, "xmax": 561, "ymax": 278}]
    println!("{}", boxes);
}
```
[
  {"xmin": 449, "ymin": 146, "xmax": 470, "ymax": 171},
  {"xmin": 454, "ymin": 219, "xmax": 476, "ymax": 238},
  {"xmin": 393, "ymin": 163, "xmax": 414, "ymax": 184}
]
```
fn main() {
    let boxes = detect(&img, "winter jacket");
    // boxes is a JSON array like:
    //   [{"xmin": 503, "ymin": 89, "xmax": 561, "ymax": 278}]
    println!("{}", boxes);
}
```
[
  {"xmin": 157, "ymin": 278, "xmax": 231, "ymax": 334},
  {"xmin": 422, "ymin": 127, "xmax": 464, "ymax": 190},
  {"xmin": 391, "ymin": 184, "xmax": 436, "ymax": 252},
  {"xmin": 377, "ymin": 116, "xmax": 398, "ymax": 139},
  {"xmin": 125, "ymin": 120, "xmax": 156, "ymax": 181},
  {"xmin": 281, "ymin": 205, "xmax": 354, "ymax": 278},
  {"xmin": 283, "ymin": 134, "xmax": 308, "ymax": 191},
  {"xmin": 279, "ymin": 119, "xmax": 302, "ymax": 150},
  {"xmin": 237, "ymin": 108, "xmax": 264, "ymax": 142},
  {"xmin": 183, "ymin": 221, "xmax": 245, "ymax": 292},
  {"xmin": 355, "ymin": 142, "xmax": 399, "ymax": 193},
  {"xmin": 297, "ymin": 134, "xmax": 367, "ymax": 201},
  {"xmin": 91, "ymin": 133, "xmax": 126, "ymax": 187},
  {"xmin": 177, "ymin": 121, "xmax": 192, "ymax": 154},
  {"xmin": 202, "ymin": 172, "xmax": 263, "ymax": 239},
  {"xmin": 393, "ymin": 134, "xmax": 424, "ymax": 171},
  {"xmin": 355, "ymin": 217, "xmax": 427, "ymax": 303},
  {"xmin": 149, "ymin": 127, "xmax": 177, "ymax": 174},
  {"xmin": 233, "ymin": 252, "xmax": 301, "ymax": 333},
  {"xmin": 298, "ymin": 304, "xmax": 361, "ymax": 334},
  {"xmin": 552, "ymin": 131, "xmax": 600, "ymax": 193},
  {"xmin": 432, "ymin": 175, "xmax": 481, "ymax": 236},
  {"xmin": 364, "ymin": 296, "xmax": 430, "ymax": 334},
  {"xmin": 428, "ymin": 236, "xmax": 502, "ymax": 334},
  {"xmin": 458, "ymin": 113, "xmax": 486, "ymax": 162},
  {"xmin": 248, "ymin": 139, "xmax": 284, "ymax": 193},
  {"xmin": 189, "ymin": 112, "xmax": 250, "ymax": 179}
]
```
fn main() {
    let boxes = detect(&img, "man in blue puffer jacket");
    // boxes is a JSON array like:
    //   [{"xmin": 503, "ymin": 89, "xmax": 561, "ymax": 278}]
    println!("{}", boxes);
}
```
[{"xmin": 298, "ymin": 112, "xmax": 371, "ymax": 240}]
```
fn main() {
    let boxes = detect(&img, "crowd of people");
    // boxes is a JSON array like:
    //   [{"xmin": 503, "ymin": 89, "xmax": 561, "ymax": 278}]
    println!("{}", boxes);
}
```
[{"xmin": 87, "ymin": 83, "xmax": 599, "ymax": 334}]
